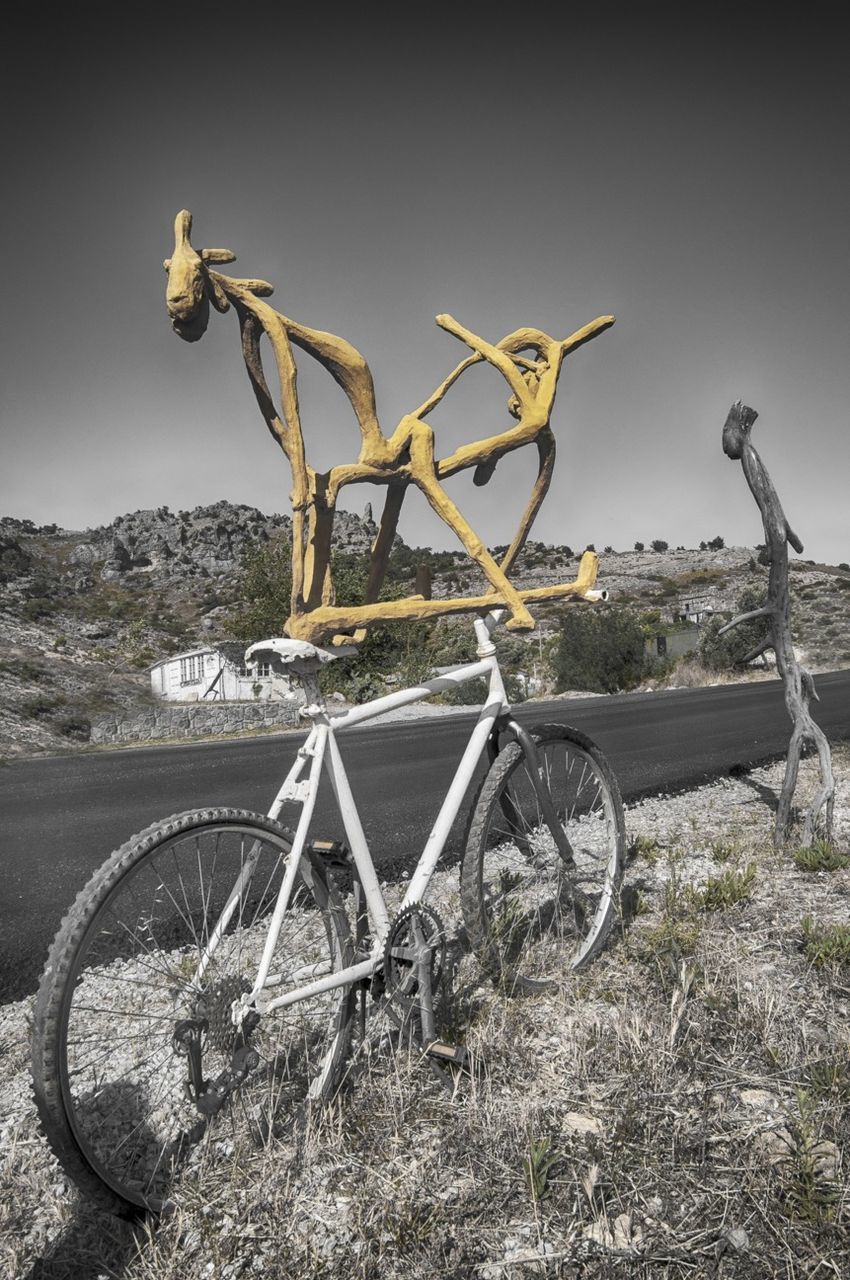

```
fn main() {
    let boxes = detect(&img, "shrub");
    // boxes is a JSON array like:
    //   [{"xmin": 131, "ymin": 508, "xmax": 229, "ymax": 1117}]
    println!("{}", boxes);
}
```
[
  {"xmin": 793, "ymin": 842, "xmax": 850, "ymax": 872},
  {"xmin": 22, "ymin": 597, "xmax": 58, "ymax": 621},
  {"xmin": 634, "ymin": 541, "xmax": 645, "ymax": 552},
  {"xmin": 226, "ymin": 535, "xmax": 293, "ymax": 647},
  {"xmin": 801, "ymin": 917, "xmax": 850, "ymax": 968},
  {"xmin": 651, "ymin": 540, "xmax": 668, "ymax": 553},
  {"xmin": 687, "ymin": 864, "xmax": 756, "ymax": 911},
  {"xmin": 56, "ymin": 711, "xmax": 91, "ymax": 740},
  {"xmin": 20, "ymin": 695, "xmax": 64, "ymax": 720},
  {"xmin": 550, "ymin": 607, "xmax": 652, "ymax": 694},
  {"xmin": 0, "ymin": 657, "xmax": 43, "ymax": 681},
  {"xmin": 699, "ymin": 586, "xmax": 771, "ymax": 670}
]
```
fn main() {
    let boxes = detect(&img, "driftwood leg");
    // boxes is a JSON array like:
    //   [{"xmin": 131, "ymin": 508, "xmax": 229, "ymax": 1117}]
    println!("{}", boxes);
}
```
[{"xmin": 720, "ymin": 401, "xmax": 834, "ymax": 848}]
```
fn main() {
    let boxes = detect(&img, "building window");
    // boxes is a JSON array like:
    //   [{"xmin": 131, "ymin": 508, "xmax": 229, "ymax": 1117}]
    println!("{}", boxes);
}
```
[
  {"xmin": 180, "ymin": 655, "xmax": 203, "ymax": 685},
  {"xmin": 239, "ymin": 662, "xmax": 271, "ymax": 678}
]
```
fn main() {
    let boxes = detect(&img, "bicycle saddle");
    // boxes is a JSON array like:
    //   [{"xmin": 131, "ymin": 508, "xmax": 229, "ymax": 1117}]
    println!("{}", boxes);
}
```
[{"xmin": 244, "ymin": 637, "xmax": 357, "ymax": 677}]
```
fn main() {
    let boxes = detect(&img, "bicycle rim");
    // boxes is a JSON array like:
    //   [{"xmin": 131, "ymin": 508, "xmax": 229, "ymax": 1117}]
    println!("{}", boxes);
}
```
[
  {"xmin": 462, "ymin": 725, "xmax": 624, "ymax": 991},
  {"xmin": 43, "ymin": 812, "xmax": 352, "ymax": 1213}
]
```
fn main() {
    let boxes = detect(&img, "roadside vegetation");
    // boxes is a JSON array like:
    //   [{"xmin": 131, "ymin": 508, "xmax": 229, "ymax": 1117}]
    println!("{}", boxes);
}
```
[
  {"xmin": 2, "ymin": 748, "xmax": 847, "ymax": 1278},
  {"xmin": 3, "ymin": 515, "xmax": 849, "ymax": 757}
]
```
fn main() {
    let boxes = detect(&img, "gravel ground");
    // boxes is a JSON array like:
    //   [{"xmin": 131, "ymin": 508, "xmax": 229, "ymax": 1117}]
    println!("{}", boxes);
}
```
[{"xmin": 2, "ymin": 745, "xmax": 847, "ymax": 1279}]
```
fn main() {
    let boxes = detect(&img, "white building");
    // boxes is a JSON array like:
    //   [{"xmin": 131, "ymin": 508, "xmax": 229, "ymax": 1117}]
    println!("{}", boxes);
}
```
[
  {"xmin": 675, "ymin": 593, "xmax": 715, "ymax": 625},
  {"xmin": 149, "ymin": 644, "xmax": 298, "ymax": 703}
]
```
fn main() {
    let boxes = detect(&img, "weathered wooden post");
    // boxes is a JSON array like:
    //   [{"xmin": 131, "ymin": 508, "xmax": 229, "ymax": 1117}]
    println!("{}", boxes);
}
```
[{"xmin": 720, "ymin": 400, "xmax": 834, "ymax": 848}]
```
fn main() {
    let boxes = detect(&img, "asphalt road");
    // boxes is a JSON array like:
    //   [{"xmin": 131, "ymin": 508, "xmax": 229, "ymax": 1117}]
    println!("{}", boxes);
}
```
[{"xmin": 2, "ymin": 671, "xmax": 848, "ymax": 1003}]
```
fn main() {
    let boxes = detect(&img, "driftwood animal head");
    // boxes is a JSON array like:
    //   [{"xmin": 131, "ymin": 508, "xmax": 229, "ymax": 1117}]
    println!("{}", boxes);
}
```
[
  {"xmin": 164, "ymin": 211, "xmax": 263, "ymax": 342},
  {"xmin": 164, "ymin": 210, "xmax": 615, "ymax": 645}
]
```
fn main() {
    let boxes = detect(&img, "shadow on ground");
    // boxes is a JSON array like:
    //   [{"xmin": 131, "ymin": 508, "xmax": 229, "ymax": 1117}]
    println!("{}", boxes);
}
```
[{"xmin": 20, "ymin": 1200, "xmax": 146, "ymax": 1280}]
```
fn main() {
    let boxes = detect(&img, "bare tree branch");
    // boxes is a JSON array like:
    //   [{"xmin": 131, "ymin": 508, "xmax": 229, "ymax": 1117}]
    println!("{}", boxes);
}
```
[{"xmin": 718, "ymin": 605, "xmax": 773, "ymax": 636}]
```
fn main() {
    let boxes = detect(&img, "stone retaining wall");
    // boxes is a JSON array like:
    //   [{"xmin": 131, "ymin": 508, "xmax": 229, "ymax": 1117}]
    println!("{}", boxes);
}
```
[{"xmin": 90, "ymin": 700, "xmax": 301, "ymax": 745}]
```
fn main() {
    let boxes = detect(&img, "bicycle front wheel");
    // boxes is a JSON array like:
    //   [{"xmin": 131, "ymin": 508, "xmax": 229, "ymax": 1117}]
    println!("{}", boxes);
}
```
[
  {"xmin": 461, "ymin": 724, "xmax": 625, "ymax": 992},
  {"xmin": 31, "ymin": 809, "xmax": 353, "ymax": 1216}
]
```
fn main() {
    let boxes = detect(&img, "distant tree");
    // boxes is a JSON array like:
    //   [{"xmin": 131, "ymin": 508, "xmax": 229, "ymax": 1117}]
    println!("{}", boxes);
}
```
[
  {"xmin": 651, "ymin": 539, "xmax": 669, "ymax": 553},
  {"xmin": 698, "ymin": 585, "xmax": 770, "ymax": 671},
  {"xmin": 699, "ymin": 541, "xmax": 707, "ymax": 551},
  {"xmin": 550, "ymin": 608, "xmax": 651, "ymax": 694},
  {"xmin": 634, "ymin": 541, "xmax": 645, "ymax": 552},
  {"xmin": 604, "ymin": 545, "xmax": 613, "ymax": 554},
  {"xmin": 227, "ymin": 537, "xmax": 434, "ymax": 699},
  {"xmin": 707, "ymin": 535, "xmax": 725, "ymax": 551},
  {"xmin": 227, "ymin": 535, "xmax": 293, "ymax": 647}
]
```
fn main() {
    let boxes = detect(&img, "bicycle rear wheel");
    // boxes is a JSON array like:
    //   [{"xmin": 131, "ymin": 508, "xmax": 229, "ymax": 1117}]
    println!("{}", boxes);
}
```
[
  {"xmin": 31, "ymin": 808, "xmax": 353, "ymax": 1215},
  {"xmin": 461, "ymin": 724, "xmax": 624, "ymax": 992}
]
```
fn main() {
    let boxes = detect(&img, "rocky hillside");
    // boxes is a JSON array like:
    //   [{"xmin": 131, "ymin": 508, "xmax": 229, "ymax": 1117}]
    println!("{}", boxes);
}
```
[{"xmin": 1, "ymin": 502, "xmax": 849, "ymax": 759}]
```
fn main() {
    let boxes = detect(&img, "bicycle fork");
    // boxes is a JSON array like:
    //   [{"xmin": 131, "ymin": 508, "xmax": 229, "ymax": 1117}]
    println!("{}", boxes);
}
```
[{"xmin": 490, "ymin": 714, "xmax": 574, "ymax": 864}]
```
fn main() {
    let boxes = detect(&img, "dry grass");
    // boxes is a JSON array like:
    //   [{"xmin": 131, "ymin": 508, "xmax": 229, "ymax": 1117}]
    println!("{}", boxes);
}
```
[
  {"xmin": 649, "ymin": 655, "xmax": 777, "ymax": 691},
  {"xmin": 2, "ymin": 750, "xmax": 848, "ymax": 1279}
]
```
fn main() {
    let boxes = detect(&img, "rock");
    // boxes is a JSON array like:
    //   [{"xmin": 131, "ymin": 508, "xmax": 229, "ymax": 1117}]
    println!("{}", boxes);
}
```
[
  {"xmin": 68, "ymin": 543, "xmax": 99, "ymax": 567},
  {"xmin": 810, "ymin": 1139, "xmax": 841, "ymax": 1181},
  {"xmin": 583, "ymin": 1212, "xmax": 642, "ymax": 1254},
  {"xmin": 563, "ymin": 1112, "xmax": 603, "ymax": 1136},
  {"xmin": 753, "ymin": 1126, "xmax": 795, "ymax": 1165},
  {"xmin": 721, "ymin": 1226, "xmax": 749, "ymax": 1254},
  {"xmin": 738, "ymin": 1088, "xmax": 780, "ymax": 1112}
]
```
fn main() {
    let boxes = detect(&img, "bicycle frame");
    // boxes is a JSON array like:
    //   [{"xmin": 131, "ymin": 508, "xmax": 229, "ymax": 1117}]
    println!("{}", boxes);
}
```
[{"xmin": 200, "ymin": 613, "xmax": 514, "ymax": 1025}]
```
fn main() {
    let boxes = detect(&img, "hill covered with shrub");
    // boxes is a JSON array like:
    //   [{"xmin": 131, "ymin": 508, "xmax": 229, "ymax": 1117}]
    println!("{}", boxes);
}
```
[{"xmin": 1, "ymin": 503, "xmax": 848, "ymax": 758}]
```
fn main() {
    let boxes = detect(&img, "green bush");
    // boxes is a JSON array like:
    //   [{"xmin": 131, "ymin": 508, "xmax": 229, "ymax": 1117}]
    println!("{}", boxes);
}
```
[
  {"xmin": 226, "ymin": 535, "xmax": 294, "ymax": 647},
  {"xmin": 55, "ymin": 710, "xmax": 91, "ymax": 740},
  {"xmin": 228, "ymin": 537, "xmax": 435, "ymax": 700},
  {"xmin": 21, "ymin": 696, "xmax": 59, "ymax": 720},
  {"xmin": 549, "ymin": 608, "xmax": 652, "ymax": 694},
  {"xmin": 698, "ymin": 586, "xmax": 771, "ymax": 670},
  {"xmin": 22, "ymin": 597, "xmax": 58, "ymax": 621}
]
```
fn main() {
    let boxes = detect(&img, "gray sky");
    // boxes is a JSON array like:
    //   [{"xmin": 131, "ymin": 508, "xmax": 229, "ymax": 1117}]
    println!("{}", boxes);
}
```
[{"xmin": 1, "ymin": 7, "xmax": 847, "ymax": 566}]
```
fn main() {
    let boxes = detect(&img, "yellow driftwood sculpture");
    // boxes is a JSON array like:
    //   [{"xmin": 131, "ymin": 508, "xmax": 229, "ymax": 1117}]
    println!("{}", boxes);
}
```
[{"xmin": 164, "ymin": 211, "xmax": 614, "ymax": 646}]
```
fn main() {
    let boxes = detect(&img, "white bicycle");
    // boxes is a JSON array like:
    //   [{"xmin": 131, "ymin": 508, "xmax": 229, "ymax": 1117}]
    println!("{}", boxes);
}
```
[{"xmin": 31, "ymin": 609, "xmax": 625, "ymax": 1215}]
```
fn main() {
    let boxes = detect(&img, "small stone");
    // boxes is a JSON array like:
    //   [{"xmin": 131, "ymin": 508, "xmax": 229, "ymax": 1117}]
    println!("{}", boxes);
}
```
[
  {"xmin": 753, "ymin": 1126, "xmax": 795, "ymax": 1165},
  {"xmin": 738, "ymin": 1088, "xmax": 779, "ymax": 1111},
  {"xmin": 811, "ymin": 1139, "xmax": 841, "ymax": 1181},
  {"xmin": 722, "ymin": 1226, "xmax": 749, "ymax": 1254},
  {"xmin": 564, "ymin": 1112, "xmax": 603, "ymax": 1136}
]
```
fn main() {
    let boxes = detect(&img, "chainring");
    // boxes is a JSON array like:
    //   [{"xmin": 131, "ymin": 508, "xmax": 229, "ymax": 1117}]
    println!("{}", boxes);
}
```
[{"xmin": 383, "ymin": 903, "xmax": 446, "ymax": 1000}]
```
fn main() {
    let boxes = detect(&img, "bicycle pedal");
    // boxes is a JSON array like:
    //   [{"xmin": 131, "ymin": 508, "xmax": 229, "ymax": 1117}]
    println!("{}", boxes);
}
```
[
  {"xmin": 426, "ymin": 1040, "xmax": 469, "ymax": 1069},
  {"xmin": 308, "ymin": 838, "xmax": 351, "ymax": 869}
]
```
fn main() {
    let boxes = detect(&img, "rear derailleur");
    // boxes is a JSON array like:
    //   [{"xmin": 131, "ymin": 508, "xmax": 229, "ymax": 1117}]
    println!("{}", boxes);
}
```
[{"xmin": 172, "ymin": 1008, "xmax": 261, "ymax": 1117}]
